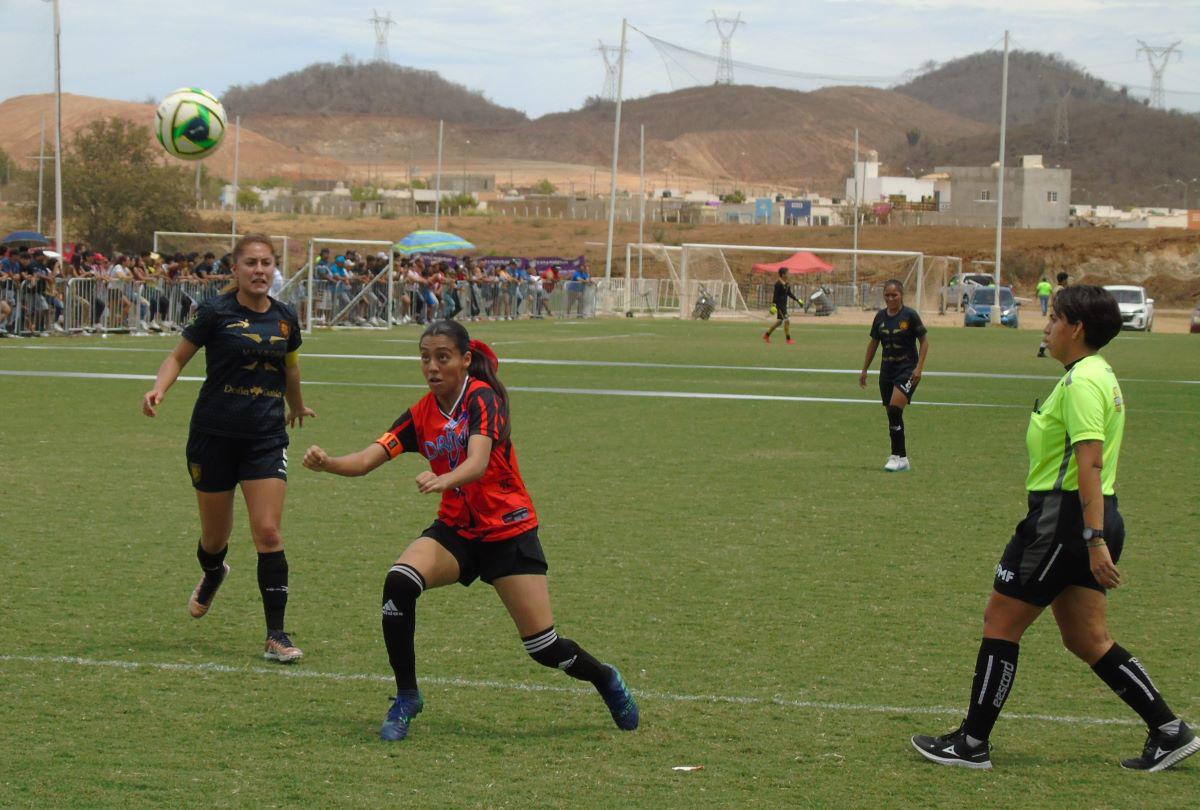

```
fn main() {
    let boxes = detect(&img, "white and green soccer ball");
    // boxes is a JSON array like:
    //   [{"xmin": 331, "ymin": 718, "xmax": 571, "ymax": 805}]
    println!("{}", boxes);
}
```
[{"xmin": 155, "ymin": 87, "xmax": 227, "ymax": 160}]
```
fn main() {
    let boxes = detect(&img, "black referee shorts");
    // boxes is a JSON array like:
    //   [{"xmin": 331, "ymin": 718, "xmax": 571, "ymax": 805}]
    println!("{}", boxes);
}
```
[
  {"xmin": 992, "ymin": 491, "xmax": 1125, "ymax": 607},
  {"xmin": 421, "ymin": 520, "xmax": 548, "ymax": 587},
  {"xmin": 186, "ymin": 430, "xmax": 289, "ymax": 493},
  {"xmin": 879, "ymin": 366, "xmax": 919, "ymax": 405}
]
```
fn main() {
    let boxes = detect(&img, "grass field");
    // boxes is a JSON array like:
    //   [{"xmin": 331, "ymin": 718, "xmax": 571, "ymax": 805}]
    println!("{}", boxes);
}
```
[{"xmin": 1, "ymin": 317, "xmax": 1198, "ymax": 807}]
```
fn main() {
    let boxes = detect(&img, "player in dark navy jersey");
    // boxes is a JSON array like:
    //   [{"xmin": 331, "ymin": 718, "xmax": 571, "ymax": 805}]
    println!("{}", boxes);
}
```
[
  {"xmin": 142, "ymin": 235, "xmax": 315, "ymax": 663},
  {"xmin": 302, "ymin": 320, "xmax": 638, "ymax": 742},
  {"xmin": 859, "ymin": 279, "xmax": 929, "ymax": 472},
  {"xmin": 763, "ymin": 267, "xmax": 803, "ymax": 344}
]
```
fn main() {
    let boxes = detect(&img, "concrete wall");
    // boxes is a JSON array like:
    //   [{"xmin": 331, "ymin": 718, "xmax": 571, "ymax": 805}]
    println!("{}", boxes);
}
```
[{"xmin": 935, "ymin": 164, "xmax": 1070, "ymax": 228}]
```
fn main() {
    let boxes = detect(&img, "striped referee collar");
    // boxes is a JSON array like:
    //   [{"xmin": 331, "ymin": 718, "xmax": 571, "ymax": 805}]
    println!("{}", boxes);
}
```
[{"xmin": 437, "ymin": 375, "xmax": 471, "ymax": 419}]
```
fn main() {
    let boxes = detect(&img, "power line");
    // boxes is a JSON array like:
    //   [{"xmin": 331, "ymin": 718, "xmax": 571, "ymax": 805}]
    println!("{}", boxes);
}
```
[
  {"xmin": 1136, "ymin": 40, "xmax": 1182, "ymax": 109},
  {"xmin": 368, "ymin": 9, "xmax": 396, "ymax": 63},
  {"xmin": 596, "ymin": 40, "xmax": 628, "ymax": 101},
  {"xmin": 707, "ymin": 10, "xmax": 744, "ymax": 85}
]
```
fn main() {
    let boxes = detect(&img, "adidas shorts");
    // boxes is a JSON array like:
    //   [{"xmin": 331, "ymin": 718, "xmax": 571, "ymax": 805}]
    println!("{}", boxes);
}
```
[
  {"xmin": 992, "ymin": 491, "xmax": 1125, "ymax": 607},
  {"xmin": 185, "ymin": 430, "xmax": 289, "ymax": 493},
  {"xmin": 880, "ymin": 366, "xmax": 919, "ymax": 405},
  {"xmin": 421, "ymin": 520, "xmax": 548, "ymax": 586}
]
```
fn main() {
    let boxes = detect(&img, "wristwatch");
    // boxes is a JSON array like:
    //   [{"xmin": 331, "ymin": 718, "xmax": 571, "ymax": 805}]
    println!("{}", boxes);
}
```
[{"xmin": 1083, "ymin": 527, "xmax": 1105, "ymax": 542}]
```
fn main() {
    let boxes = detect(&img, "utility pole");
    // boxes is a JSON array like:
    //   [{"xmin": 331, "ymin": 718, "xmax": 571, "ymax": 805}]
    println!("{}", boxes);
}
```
[
  {"xmin": 434, "ymin": 119, "xmax": 443, "ymax": 229},
  {"xmin": 1053, "ymin": 90, "xmax": 1070, "ymax": 146},
  {"xmin": 1136, "ymin": 40, "xmax": 1181, "ymax": 109},
  {"xmin": 603, "ymin": 18, "xmax": 628, "ymax": 282},
  {"xmin": 708, "ymin": 11, "xmax": 744, "ymax": 85},
  {"xmin": 993, "ymin": 30, "xmax": 1010, "ymax": 327},
  {"xmin": 597, "ymin": 40, "xmax": 626, "ymax": 101}
]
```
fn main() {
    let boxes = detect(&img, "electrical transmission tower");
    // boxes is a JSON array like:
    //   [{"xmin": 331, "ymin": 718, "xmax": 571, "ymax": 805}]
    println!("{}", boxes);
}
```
[
  {"xmin": 369, "ymin": 9, "xmax": 396, "ymax": 63},
  {"xmin": 597, "ymin": 40, "xmax": 624, "ymax": 101},
  {"xmin": 1053, "ymin": 90, "xmax": 1070, "ymax": 146},
  {"xmin": 1136, "ymin": 40, "xmax": 1181, "ymax": 109},
  {"xmin": 708, "ymin": 10, "xmax": 744, "ymax": 85}
]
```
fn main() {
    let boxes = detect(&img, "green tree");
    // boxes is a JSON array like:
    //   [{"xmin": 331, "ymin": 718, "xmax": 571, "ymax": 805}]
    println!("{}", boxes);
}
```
[
  {"xmin": 350, "ymin": 184, "xmax": 380, "ymax": 201},
  {"xmin": 0, "ymin": 146, "xmax": 13, "ymax": 186},
  {"xmin": 236, "ymin": 188, "xmax": 261, "ymax": 209},
  {"xmin": 63, "ymin": 117, "xmax": 196, "ymax": 253},
  {"xmin": 532, "ymin": 178, "xmax": 557, "ymax": 195},
  {"xmin": 722, "ymin": 190, "xmax": 746, "ymax": 204},
  {"xmin": 440, "ymin": 192, "xmax": 478, "ymax": 210}
]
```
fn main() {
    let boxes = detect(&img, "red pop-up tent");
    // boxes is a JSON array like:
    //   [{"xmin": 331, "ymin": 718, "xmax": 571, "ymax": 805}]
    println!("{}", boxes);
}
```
[{"xmin": 752, "ymin": 251, "xmax": 834, "ymax": 274}]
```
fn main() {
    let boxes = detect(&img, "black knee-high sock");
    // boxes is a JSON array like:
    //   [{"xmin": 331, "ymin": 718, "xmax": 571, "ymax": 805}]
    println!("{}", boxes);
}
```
[
  {"xmin": 1090, "ymin": 643, "xmax": 1177, "ymax": 731},
  {"xmin": 522, "ymin": 626, "xmax": 611, "ymax": 688},
  {"xmin": 382, "ymin": 564, "xmax": 424, "ymax": 694},
  {"xmin": 886, "ymin": 406, "xmax": 906, "ymax": 457},
  {"xmin": 196, "ymin": 541, "xmax": 228, "ymax": 601},
  {"xmin": 257, "ymin": 550, "xmax": 288, "ymax": 632},
  {"xmin": 963, "ymin": 637, "xmax": 1020, "ymax": 742}
]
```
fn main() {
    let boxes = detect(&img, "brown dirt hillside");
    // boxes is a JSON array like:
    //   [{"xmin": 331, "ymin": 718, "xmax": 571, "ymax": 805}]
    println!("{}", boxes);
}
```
[
  {"xmin": 242, "ymin": 85, "xmax": 990, "ymax": 194},
  {"xmin": 0, "ymin": 94, "xmax": 347, "ymax": 181}
]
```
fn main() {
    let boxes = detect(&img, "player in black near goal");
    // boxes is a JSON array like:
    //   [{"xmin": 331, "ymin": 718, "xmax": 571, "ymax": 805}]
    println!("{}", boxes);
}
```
[
  {"xmin": 142, "ymin": 234, "xmax": 315, "ymax": 663},
  {"xmin": 763, "ymin": 267, "xmax": 803, "ymax": 344},
  {"xmin": 859, "ymin": 280, "xmax": 929, "ymax": 472}
]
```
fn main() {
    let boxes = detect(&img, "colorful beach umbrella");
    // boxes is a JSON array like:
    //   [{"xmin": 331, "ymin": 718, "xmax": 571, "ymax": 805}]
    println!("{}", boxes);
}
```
[{"xmin": 394, "ymin": 230, "xmax": 475, "ymax": 255}]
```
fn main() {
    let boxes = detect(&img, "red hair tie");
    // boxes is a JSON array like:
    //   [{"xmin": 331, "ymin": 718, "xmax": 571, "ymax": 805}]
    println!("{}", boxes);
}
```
[{"xmin": 468, "ymin": 339, "xmax": 499, "ymax": 373}]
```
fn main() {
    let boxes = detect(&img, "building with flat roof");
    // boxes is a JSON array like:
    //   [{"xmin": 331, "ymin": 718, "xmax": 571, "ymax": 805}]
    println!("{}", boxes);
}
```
[{"xmin": 934, "ymin": 155, "xmax": 1070, "ymax": 229}]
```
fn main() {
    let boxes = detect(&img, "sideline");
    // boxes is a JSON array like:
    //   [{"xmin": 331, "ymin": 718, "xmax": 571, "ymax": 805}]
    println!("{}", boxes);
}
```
[
  {"xmin": 0, "ymin": 369, "xmax": 1019, "ymax": 409},
  {"xmin": 0, "ymin": 653, "xmax": 1140, "ymax": 727}
]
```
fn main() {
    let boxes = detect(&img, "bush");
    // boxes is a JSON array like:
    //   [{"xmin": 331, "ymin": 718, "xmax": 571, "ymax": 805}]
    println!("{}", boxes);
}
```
[
  {"xmin": 532, "ymin": 179, "xmax": 557, "ymax": 195},
  {"xmin": 440, "ymin": 192, "xmax": 477, "ymax": 210}
]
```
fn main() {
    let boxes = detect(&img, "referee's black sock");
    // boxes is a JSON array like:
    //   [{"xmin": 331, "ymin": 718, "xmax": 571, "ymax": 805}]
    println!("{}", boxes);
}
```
[
  {"xmin": 1090, "ymin": 643, "xmax": 1177, "ymax": 731},
  {"xmin": 196, "ymin": 541, "xmax": 228, "ymax": 601},
  {"xmin": 963, "ymin": 637, "xmax": 1019, "ymax": 743},
  {"xmin": 886, "ymin": 406, "xmax": 906, "ymax": 457},
  {"xmin": 256, "ymin": 550, "xmax": 288, "ymax": 633},
  {"xmin": 382, "ymin": 564, "xmax": 425, "ymax": 693},
  {"xmin": 523, "ymin": 626, "xmax": 611, "ymax": 688}
]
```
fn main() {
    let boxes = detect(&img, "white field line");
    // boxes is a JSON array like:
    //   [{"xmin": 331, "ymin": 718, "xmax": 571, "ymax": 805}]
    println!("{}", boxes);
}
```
[
  {"xmin": 0, "ymin": 369, "xmax": 1016, "ymax": 409},
  {"xmin": 0, "ymin": 653, "xmax": 1140, "ymax": 727},
  {"xmin": 4, "ymin": 344, "xmax": 1197, "ymax": 385}
]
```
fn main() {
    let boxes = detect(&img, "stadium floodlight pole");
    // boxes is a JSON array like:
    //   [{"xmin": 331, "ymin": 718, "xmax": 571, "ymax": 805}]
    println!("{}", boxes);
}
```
[
  {"xmin": 603, "ymin": 18, "xmax": 628, "ymax": 282},
  {"xmin": 852, "ymin": 128, "xmax": 859, "ymax": 306},
  {"xmin": 434, "ymin": 119, "xmax": 443, "ymax": 230},
  {"xmin": 993, "ymin": 30, "xmax": 1009, "ymax": 327},
  {"xmin": 47, "ymin": 0, "xmax": 63, "ymax": 255},
  {"xmin": 638, "ymin": 123, "xmax": 645, "ymax": 280},
  {"xmin": 231, "ymin": 115, "xmax": 241, "ymax": 249},
  {"xmin": 37, "ymin": 112, "xmax": 46, "ymax": 234}
]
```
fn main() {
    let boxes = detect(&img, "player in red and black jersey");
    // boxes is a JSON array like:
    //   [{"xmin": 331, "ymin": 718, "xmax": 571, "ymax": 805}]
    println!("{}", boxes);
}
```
[
  {"xmin": 142, "ymin": 235, "xmax": 315, "ymax": 663},
  {"xmin": 303, "ymin": 320, "xmax": 639, "ymax": 741}
]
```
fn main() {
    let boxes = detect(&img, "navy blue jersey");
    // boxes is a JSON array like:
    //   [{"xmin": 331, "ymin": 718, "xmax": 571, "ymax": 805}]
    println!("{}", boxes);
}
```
[
  {"xmin": 182, "ymin": 291, "xmax": 302, "ymax": 439},
  {"xmin": 869, "ymin": 305, "xmax": 926, "ymax": 370}
]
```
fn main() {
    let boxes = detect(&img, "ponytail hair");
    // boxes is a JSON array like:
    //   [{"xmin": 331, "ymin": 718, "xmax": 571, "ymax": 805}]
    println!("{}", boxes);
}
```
[{"xmin": 420, "ymin": 320, "xmax": 511, "ymax": 444}]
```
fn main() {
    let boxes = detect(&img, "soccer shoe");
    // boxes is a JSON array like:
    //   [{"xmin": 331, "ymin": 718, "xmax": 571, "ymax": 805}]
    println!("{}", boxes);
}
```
[
  {"xmin": 883, "ymin": 455, "xmax": 900, "ymax": 471},
  {"xmin": 891, "ymin": 456, "xmax": 912, "ymax": 472},
  {"xmin": 380, "ymin": 692, "xmax": 424, "ymax": 741},
  {"xmin": 911, "ymin": 722, "xmax": 993, "ymax": 770},
  {"xmin": 762, "ymin": 332, "xmax": 770, "ymax": 343},
  {"xmin": 1120, "ymin": 720, "xmax": 1199, "ymax": 772},
  {"xmin": 187, "ymin": 563, "xmax": 230, "ymax": 618},
  {"xmin": 263, "ymin": 631, "xmax": 304, "ymax": 663},
  {"xmin": 786, "ymin": 338, "xmax": 795, "ymax": 345},
  {"xmin": 598, "ymin": 665, "xmax": 639, "ymax": 731}
]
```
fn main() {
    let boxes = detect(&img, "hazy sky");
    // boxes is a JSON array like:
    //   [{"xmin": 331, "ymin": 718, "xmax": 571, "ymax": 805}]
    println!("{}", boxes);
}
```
[{"xmin": 2, "ymin": 0, "xmax": 1198, "ymax": 116}]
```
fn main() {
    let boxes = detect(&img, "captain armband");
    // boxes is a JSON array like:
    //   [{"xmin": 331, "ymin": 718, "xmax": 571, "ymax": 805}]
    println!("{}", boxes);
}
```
[
  {"xmin": 285, "ymin": 351, "xmax": 300, "ymax": 368},
  {"xmin": 375, "ymin": 432, "xmax": 404, "ymax": 460}
]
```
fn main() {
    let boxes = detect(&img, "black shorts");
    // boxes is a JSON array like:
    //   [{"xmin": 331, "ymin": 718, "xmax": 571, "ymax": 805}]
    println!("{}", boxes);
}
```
[
  {"xmin": 880, "ymin": 366, "xmax": 919, "ymax": 405},
  {"xmin": 421, "ymin": 520, "xmax": 548, "ymax": 586},
  {"xmin": 185, "ymin": 430, "xmax": 289, "ymax": 493},
  {"xmin": 992, "ymin": 491, "xmax": 1125, "ymax": 607},
  {"xmin": 774, "ymin": 304, "xmax": 789, "ymax": 321}
]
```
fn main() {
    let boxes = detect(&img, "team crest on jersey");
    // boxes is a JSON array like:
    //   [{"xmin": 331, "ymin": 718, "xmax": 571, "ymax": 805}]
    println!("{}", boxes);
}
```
[
  {"xmin": 189, "ymin": 463, "xmax": 202, "ymax": 485},
  {"xmin": 279, "ymin": 321, "xmax": 290, "ymax": 339},
  {"xmin": 899, "ymin": 320, "xmax": 908, "ymax": 330},
  {"xmin": 1113, "ymin": 386, "xmax": 1123, "ymax": 412}
]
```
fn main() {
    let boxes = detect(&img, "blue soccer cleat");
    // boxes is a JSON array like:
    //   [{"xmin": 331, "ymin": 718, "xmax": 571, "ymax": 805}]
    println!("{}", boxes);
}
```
[
  {"xmin": 598, "ymin": 665, "xmax": 639, "ymax": 731},
  {"xmin": 380, "ymin": 691, "xmax": 424, "ymax": 741}
]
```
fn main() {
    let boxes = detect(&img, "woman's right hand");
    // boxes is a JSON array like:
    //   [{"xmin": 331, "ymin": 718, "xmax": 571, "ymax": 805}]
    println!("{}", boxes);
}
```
[
  {"xmin": 303, "ymin": 445, "xmax": 329, "ymax": 471},
  {"xmin": 1088, "ymin": 543, "xmax": 1121, "ymax": 589},
  {"xmin": 858, "ymin": 371, "xmax": 868, "ymax": 389},
  {"xmin": 142, "ymin": 389, "xmax": 164, "ymax": 417}
]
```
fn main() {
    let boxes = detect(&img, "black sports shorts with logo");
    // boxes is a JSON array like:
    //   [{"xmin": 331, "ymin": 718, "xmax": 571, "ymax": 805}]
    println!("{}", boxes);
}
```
[
  {"xmin": 879, "ymin": 365, "xmax": 919, "ymax": 405},
  {"xmin": 992, "ymin": 491, "xmax": 1125, "ymax": 607},
  {"xmin": 421, "ymin": 520, "xmax": 549, "ymax": 586},
  {"xmin": 185, "ymin": 430, "xmax": 289, "ymax": 493}
]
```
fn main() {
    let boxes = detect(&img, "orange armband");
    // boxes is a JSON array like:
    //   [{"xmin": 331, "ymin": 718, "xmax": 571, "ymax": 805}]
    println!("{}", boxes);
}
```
[{"xmin": 375, "ymin": 432, "xmax": 404, "ymax": 459}]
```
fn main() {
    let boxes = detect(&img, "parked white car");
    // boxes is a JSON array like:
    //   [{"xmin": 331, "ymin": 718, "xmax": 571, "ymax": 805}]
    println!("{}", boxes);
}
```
[{"xmin": 1103, "ymin": 285, "xmax": 1155, "ymax": 332}]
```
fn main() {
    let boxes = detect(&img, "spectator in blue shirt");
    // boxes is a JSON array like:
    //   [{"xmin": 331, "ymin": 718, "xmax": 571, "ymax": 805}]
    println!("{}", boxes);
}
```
[{"xmin": 566, "ymin": 265, "xmax": 591, "ymax": 317}]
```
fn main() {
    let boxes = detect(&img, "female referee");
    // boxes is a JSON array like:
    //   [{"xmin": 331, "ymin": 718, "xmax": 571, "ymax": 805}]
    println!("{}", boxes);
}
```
[
  {"xmin": 859, "ymin": 280, "xmax": 929, "ymax": 472},
  {"xmin": 302, "ymin": 320, "xmax": 639, "ymax": 741},
  {"xmin": 912, "ymin": 285, "xmax": 1196, "ymax": 772},
  {"xmin": 142, "ymin": 234, "xmax": 315, "ymax": 663}
]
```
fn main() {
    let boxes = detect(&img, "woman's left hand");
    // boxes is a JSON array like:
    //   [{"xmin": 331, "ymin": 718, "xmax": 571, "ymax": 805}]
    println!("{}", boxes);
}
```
[
  {"xmin": 911, "ymin": 369, "xmax": 922, "ymax": 384},
  {"xmin": 287, "ymin": 406, "xmax": 317, "ymax": 428},
  {"xmin": 1088, "ymin": 543, "xmax": 1121, "ymax": 589},
  {"xmin": 416, "ymin": 471, "xmax": 448, "ymax": 494}
]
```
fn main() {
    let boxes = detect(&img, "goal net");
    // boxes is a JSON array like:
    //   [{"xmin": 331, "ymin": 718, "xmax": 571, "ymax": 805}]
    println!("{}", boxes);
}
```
[
  {"xmin": 301, "ymin": 238, "xmax": 396, "ymax": 332},
  {"xmin": 602, "ymin": 243, "xmax": 751, "ymax": 318}
]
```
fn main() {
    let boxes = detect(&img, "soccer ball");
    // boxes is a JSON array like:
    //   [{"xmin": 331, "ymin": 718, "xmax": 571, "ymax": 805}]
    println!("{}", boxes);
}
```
[{"xmin": 154, "ymin": 88, "xmax": 227, "ymax": 160}]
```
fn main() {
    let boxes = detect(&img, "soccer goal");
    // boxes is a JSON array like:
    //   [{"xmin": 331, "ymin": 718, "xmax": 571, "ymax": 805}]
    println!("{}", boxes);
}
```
[
  {"xmin": 300, "ymin": 238, "xmax": 396, "ymax": 333},
  {"xmin": 603, "ymin": 243, "xmax": 751, "ymax": 318}
]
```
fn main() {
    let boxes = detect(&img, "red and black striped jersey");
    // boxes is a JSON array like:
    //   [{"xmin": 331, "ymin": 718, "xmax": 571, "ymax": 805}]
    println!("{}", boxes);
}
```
[{"xmin": 375, "ymin": 377, "xmax": 537, "ymax": 541}]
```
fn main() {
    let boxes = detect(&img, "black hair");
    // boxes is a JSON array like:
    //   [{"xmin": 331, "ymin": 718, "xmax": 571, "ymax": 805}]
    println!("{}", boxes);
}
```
[
  {"xmin": 883, "ymin": 278, "xmax": 904, "ymax": 294},
  {"xmin": 1056, "ymin": 272, "xmax": 1069, "ymax": 284},
  {"xmin": 1052, "ymin": 285, "xmax": 1122, "ymax": 350},
  {"xmin": 777, "ymin": 267, "xmax": 788, "ymax": 277},
  {"xmin": 420, "ymin": 320, "xmax": 510, "ymax": 444}
]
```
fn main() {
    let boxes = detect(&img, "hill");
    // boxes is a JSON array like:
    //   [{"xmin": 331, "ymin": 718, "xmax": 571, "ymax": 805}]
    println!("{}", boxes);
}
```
[
  {"xmin": 0, "ymin": 94, "xmax": 347, "ymax": 181},
  {"xmin": 222, "ymin": 60, "xmax": 526, "ymax": 126}
]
